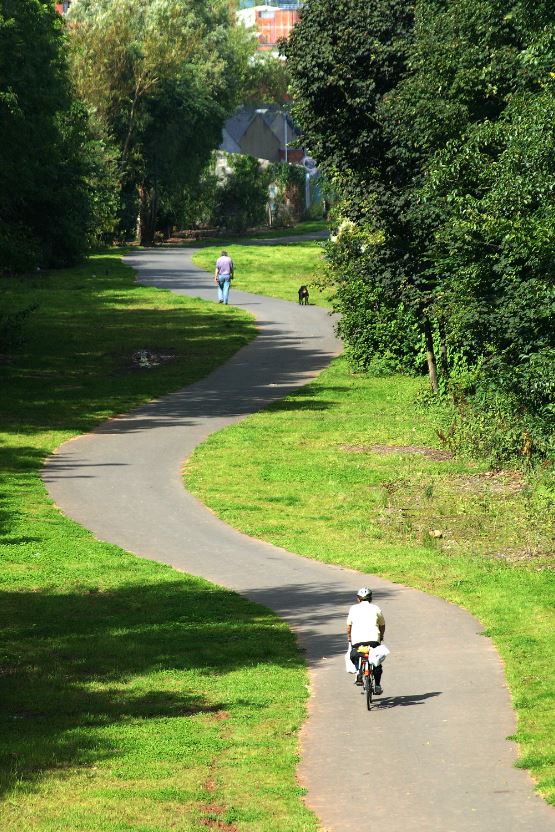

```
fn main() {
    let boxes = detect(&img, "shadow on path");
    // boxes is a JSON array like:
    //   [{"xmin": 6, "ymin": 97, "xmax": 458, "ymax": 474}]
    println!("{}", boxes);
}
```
[{"xmin": 374, "ymin": 691, "xmax": 443, "ymax": 709}]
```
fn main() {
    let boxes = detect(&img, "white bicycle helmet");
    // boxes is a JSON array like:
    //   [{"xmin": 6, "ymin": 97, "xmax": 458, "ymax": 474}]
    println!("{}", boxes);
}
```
[{"xmin": 357, "ymin": 587, "xmax": 373, "ymax": 600}]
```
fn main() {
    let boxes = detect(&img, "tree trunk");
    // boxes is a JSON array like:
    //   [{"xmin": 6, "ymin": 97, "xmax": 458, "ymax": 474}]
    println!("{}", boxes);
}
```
[
  {"xmin": 138, "ymin": 184, "xmax": 158, "ymax": 247},
  {"xmin": 438, "ymin": 318, "xmax": 448, "ymax": 379},
  {"xmin": 423, "ymin": 316, "xmax": 439, "ymax": 393}
]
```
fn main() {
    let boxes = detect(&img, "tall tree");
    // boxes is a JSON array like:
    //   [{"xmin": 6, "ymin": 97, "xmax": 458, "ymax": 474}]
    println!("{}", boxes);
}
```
[
  {"xmin": 287, "ymin": 0, "xmax": 555, "ymax": 459},
  {"xmin": 241, "ymin": 53, "xmax": 291, "ymax": 106},
  {"xmin": 0, "ymin": 0, "xmax": 114, "ymax": 272},
  {"xmin": 285, "ymin": 0, "xmax": 432, "ymax": 379},
  {"xmin": 69, "ymin": 0, "xmax": 253, "ymax": 244},
  {"xmin": 287, "ymin": 0, "xmax": 552, "ymax": 391},
  {"xmin": 285, "ymin": 0, "xmax": 413, "ymax": 186}
]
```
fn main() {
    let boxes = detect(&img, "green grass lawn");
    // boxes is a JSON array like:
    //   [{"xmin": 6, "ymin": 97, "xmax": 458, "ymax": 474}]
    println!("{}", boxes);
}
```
[
  {"xmin": 192, "ymin": 241, "xmax": 332, "ymax": 307},
  {"xmin": 0, "ymin": 253, "xmax": 317, "ymax": 831},
  {"xmin": 185, "ymin": 357, "xmax": 555, "ymax": 803}
]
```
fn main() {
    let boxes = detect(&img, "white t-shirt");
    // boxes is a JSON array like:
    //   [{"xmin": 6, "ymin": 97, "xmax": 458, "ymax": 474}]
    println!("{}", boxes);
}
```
[{"xmin": 347, "ymin": 602, "xmax": 385, "ymax": 644}]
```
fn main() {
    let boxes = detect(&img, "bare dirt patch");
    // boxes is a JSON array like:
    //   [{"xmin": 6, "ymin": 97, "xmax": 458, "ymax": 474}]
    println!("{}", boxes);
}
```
[
  {"xmin": 339, "ymin": 442, "xmax": 453, "ymax": 461},
  {"xmin": 202, "ymin": 804, "xmax": 225, "ymax": 815},
  {"xmin": 451, "ymin": 470, "xmax": 525, "ymax": 495},
  {"xmin": 203, "ymin": 777, "xmax": 216, "ymax": 793},
  {"xmin": 200, "ymin": 820, "xmax": 238, "ymax": 831},
  {"xmin": 492, "ymin": 546, "xmax": 554, "ymax": 568},
  {"xmin": 199, "ymin": 798, "xmax": 238, "ymax": 832}
]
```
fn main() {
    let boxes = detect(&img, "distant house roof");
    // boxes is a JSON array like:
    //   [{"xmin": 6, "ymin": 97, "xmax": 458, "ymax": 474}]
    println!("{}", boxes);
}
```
[
  {"xmin": 220, "ymin": 106, "xmax": 301, "ymax": 162},
  {"xmin": 221, "ymin": 128, "xmax": 242, "ymax": 155},
  {"xmin": 224, "ymin": 108, "xmax": 258, "ymax": 147},
  {"xmin": 265, "ymin": 110, "xmax": 292, "ymax": 143}
]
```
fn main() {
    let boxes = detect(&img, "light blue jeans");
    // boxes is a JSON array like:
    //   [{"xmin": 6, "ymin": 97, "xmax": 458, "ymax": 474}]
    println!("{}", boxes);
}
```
[{"xmin": 217, "ymin": 275, "xmax": 231, "ymax": 304}]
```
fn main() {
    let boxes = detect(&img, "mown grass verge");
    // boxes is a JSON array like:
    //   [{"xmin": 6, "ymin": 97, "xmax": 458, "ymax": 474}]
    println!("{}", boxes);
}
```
[
  {"xmin": 0, "ymin": 252, "xmax": 317, "ymax": 831},
  {"xmin": 192, "ymin": 241, "xmax": 331, "ymax": 307},
  {"xmin": 185, "ymin": 356, "xmax": 555, "ymax": 803}
]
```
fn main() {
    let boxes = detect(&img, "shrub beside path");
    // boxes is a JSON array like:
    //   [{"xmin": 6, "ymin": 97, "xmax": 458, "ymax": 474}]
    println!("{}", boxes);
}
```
[{"xmin": 44, "ymin": 247, "xmax": 554, "ymax": 832}]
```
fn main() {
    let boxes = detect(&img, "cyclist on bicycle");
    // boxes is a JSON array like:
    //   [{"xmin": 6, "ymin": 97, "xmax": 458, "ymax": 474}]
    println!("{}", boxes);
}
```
[{"xmin": 347, "ymin": 587, "xmax": 385, "ymax": 695}]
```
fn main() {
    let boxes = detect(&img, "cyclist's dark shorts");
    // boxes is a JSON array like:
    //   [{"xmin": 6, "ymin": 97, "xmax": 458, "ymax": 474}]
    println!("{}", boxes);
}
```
[{"xmin": 350, "ymin": 641, "xmax": 380, "ymax": 663}]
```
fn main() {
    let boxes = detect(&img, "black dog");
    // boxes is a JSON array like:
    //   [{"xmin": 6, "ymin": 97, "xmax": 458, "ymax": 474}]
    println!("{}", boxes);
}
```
[{"xmin": 298, "ymin": 285, "xmax": 309, "ymax": 305}]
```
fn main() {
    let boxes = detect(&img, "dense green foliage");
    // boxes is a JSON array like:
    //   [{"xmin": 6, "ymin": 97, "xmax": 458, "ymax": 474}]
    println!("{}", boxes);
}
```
[
  {"xmin": 241, "ymin": 52, "xmax": 291, "ymax": 106},
  {"xmin": 0, "ymin": 0, "xmax": 116, "ymax": 272},
  {"xmin": 68, "ymin": 0, "xmax": 253, "ymax": 245},
  {"xmin": 269, "ymin": 161, "xmax": 306, "ymax": 226},
  {"xmin": 286, "ymin": 0, "xmax": 555, "ymax": 464},
  {"xmin": 181, "ymin": 155, "xmax": 307, "ymax": 233},
  {"xmin": 213, "ymin": 155, "xmax": 270, "ymax": 233}
]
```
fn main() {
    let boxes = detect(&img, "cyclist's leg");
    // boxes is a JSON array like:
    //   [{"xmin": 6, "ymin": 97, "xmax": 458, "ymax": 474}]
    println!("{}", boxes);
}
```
[{"xmin": 351, "ymin": 642, "xmax": 363, "ymax": 685}]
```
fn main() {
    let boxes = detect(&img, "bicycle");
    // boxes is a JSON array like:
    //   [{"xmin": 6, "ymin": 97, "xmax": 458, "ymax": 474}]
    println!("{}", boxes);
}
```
[{"xmin": 357, "ymin": 646, "xmax": 375, "ymax": 710}]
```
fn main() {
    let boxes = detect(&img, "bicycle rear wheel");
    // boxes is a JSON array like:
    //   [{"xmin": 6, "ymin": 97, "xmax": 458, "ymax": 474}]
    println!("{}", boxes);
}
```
[{"xmin": 364, "ymin": 670, "xmax": 373, "ymax": 710}]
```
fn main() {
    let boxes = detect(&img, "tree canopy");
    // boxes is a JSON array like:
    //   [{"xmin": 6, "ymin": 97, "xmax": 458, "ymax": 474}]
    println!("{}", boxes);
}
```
[
  {"xmin": 286, "ymin": 0, "xmax": 555, "ymax": 463},
  {"xmin": 0, "ymin": 0, "xmax": 116, "ymax": 271},
  {"xmin": 69, "ymin": 0, "xmax": 254, "ymax": 244}
]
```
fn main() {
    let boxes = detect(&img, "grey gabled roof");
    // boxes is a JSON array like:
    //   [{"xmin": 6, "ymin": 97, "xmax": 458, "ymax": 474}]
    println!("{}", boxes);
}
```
[
  {"xmin": 224, "ymin": 107, "xmax": 258, "ymax": 145},
  {"xmin": 265, "ymin": 109, "xmax": 299, "ymax": 144},
  {"xmin": 221, "ymin": 128, "xmax": 242, "ymax": 154},
  {"xmin": 221, "ymin": 105, "xmax": 300, "ymax": 152}
]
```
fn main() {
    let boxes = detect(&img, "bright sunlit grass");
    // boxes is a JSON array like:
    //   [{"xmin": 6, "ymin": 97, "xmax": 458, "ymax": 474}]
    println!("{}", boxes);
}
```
[{"xmin": 192, "ymin": 240, "xmax": 332, "ymax": 307}]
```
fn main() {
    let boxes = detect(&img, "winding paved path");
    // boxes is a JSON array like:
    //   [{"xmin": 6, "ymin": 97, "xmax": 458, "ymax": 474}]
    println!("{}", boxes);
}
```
[{"xmin": 44, "ymin": 248, "xmax": 554, "ymax": 832}]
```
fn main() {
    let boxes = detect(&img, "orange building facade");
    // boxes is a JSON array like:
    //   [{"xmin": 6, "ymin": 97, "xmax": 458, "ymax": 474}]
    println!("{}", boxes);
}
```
[
  {"xmin": 256, "ymin": 8, "xmax": 299, "ymax": 50},
  {"xmin": 237, "ymin": 5, "xmax": 300, "ymax": 52}
]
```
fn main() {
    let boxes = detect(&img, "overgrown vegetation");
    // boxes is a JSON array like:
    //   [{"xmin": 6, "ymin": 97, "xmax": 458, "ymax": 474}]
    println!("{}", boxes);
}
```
[
  {"xmin": 185, "ymin": 356, "xmax": 555, "ymax": 802},
  {"xmin": 0, "ymin": 253, "xmax": 317, "ymax": 830},
  {"xmin": 285, "ymin": 0, "xmax": 555, "ymax": 465},
  {"xmin": 182, "ymin": 154, "xmax": 309, "ymax": 234},
  {"xmin": 214, "ymin": 155, "xmax": 272, "ymax": 234}
]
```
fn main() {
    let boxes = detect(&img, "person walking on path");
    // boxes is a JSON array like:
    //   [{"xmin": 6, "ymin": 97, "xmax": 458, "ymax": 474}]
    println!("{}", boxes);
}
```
[
  {"xmin": 347, "ymin": 587, "xmax": 386, "ymax": 694},
  {"xmin": 214, "ymin": 250, "xmax": 234, "ymax": 305}
]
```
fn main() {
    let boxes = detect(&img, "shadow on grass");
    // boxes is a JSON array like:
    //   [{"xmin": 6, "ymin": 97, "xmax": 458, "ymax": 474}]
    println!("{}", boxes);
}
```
[
  {"xmin": 0, "ymin": 254, "xmax": 255, "ymax": 434},
  {"xmin": 268, "ymin": 385, "xmax": 349, "ymax": 413},
  {"xmin": 0, "ymin": 579, "xmax": 302, "ymax": 798}
]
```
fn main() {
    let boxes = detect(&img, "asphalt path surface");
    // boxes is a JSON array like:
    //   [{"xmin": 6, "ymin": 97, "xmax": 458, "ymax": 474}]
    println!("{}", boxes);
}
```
[{"xmin": 44, "ymin": 246, "xmax": 554, "ymax": 832}]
